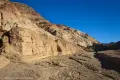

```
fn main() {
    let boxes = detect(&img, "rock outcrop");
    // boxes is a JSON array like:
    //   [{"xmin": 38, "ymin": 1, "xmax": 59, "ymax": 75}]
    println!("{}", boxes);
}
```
[
  {"xmin": 0, "ymin": 0, "xmax": 98, "ymax": 58},
  {"xmin": 0, "ymin": 1, "xmax": 120, "ymax": 80}
]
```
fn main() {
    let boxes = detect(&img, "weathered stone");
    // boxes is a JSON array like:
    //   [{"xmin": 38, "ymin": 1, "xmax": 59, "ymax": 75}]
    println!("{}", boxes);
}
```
[{"xmin": 0, "ymin": 0, "xmax": 97, "ymax": 58}]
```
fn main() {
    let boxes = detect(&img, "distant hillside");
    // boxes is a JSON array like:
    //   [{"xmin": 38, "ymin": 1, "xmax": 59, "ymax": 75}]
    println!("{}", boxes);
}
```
[{"xmin": 93, "ymin": 41, "xmax": 120, "ymax": 51}]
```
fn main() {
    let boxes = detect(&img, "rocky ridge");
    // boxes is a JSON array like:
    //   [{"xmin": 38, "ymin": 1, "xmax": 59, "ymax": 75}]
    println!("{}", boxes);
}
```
[
  {"xmin": 0, "ymin": 0, "xmax": 98, "ymax": 58},
  {"xmin": 0, "ymin": 0, "xmax": 120, "ymax": 80}
]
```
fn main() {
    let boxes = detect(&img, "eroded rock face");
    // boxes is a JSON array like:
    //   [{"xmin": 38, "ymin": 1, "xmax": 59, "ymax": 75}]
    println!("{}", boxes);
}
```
[
  {"xmin": 0, "ymin": 1, "xmax": 120, "ymax": 80},
  {"xmin": 2, "ymin": 27, "xmax": 82, "ymax": 57},
  {"xmin": 0, "ymin": 0, "xmax": 98, "ymax": 58},
  {"xmin": 0, "ymin": 0, "xmax": 8, "ymax": 5},
  {"xmin": 38, "ymin": 24, "xmax": 98, "ymax": 47}
]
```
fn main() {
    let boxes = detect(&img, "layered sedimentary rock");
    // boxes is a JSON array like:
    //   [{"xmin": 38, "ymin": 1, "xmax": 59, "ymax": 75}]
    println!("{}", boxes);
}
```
[{"xmin": 0, "ymin": 0, "xmax": 98, "ymax": 58}]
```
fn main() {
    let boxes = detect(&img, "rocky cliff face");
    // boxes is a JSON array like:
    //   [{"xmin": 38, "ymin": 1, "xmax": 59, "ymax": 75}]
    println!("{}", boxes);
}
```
[
  {"xmin": 0, "ymin": 1, "xmax": 120, "ymax": 80},
  {"xmin": 0, "ymin": 0, "xmax": 98, "ymax": 58}
]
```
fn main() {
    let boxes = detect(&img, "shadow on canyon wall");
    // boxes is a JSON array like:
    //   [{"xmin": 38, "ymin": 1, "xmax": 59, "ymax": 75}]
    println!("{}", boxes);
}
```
[
  {"xmin": 89, "ymin": 41, "xmax": 120, "ymax": 73},
  {"xmin": 94, "ymin": 53, "xmax": 120, "ymax": 73}
]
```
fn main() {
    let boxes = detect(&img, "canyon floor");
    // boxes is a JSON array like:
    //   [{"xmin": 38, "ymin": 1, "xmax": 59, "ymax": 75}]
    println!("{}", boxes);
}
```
[{"xmin": 0, "ymin": 51, "xmax": 119, "ymax": 80}]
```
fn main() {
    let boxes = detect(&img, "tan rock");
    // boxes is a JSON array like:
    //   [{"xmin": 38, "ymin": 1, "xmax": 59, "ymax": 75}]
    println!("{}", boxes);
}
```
[
  {"xmin": 2, "ymin": 27, "xmax": 83, "ymax": 57},
  {"xmin": 0, "ymin": 0, "xmax": 97, "ymax": 59},
  {"xmin": 0, "ymin": 55, "xmax": 10, "ymax": 69}
]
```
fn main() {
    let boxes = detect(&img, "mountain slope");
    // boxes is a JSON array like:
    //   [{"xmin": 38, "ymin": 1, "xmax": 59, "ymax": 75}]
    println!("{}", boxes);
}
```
[
  {"xmin": 0, "ymin": 1, "xmax": 120, "ymax": 80},
  {"xmin": 0, "ymin": 0, "xmax": 98, "ymax": 58}
]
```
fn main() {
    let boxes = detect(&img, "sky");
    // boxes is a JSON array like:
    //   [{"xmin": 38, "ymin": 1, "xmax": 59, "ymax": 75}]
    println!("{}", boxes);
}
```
[{"xmin": 11, "ymin": 0, "xmax": 120, "ymax": 43}]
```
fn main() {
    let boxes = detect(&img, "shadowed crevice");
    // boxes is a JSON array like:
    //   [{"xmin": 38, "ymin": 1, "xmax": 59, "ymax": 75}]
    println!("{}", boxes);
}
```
[{"xmin": 57, "ymin": 45, "xmax": 62, "ymax": 52}]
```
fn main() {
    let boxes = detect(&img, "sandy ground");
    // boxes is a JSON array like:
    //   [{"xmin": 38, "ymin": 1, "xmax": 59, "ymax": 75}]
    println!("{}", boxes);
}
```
[{"xmin": 0, "ymin": 52, "xmax": 120, "ymax": 80}]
